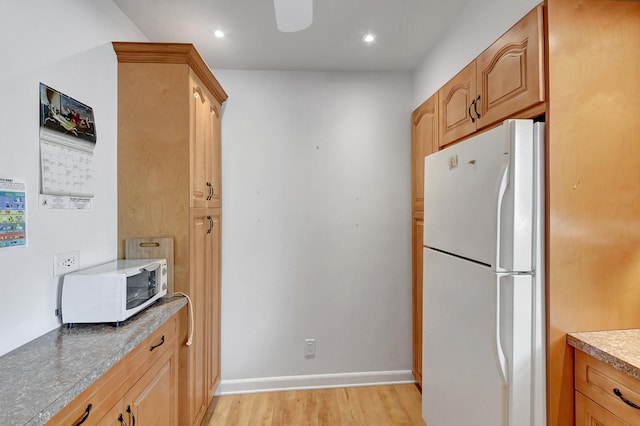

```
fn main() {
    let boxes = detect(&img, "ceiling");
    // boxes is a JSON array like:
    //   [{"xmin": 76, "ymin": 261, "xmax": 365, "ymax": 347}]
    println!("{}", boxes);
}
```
[{"xmin": 112, "ymin": 0, "xmax": 470, "ymax": 72}]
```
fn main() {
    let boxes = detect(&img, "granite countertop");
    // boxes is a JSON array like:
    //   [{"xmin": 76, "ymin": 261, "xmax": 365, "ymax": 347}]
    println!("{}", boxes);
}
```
[
  {"xmin": 567, "ymin": 329, "xmax": 640, "ymax": 381},
  {"xmin": 0, "ymin": 296, "xmax": 187, "ymax": 426}
]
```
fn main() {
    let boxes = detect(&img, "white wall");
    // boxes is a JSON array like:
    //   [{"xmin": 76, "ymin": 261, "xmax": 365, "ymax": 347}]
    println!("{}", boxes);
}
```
[
  {"xmin": 0, "ymin": 1, "xmax": 146, "ymax": 356},
  {"xmin": 412, "ymin": 0, "xmax": 542, "ymax": 108},
  {"xmin": 214, "ymin": 69, "xmax": 414, "ymax": 391}
]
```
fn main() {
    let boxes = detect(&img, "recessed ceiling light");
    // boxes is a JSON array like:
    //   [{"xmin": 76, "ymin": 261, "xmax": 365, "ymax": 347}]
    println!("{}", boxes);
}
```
[
  {"xmin": 213, "ymin": 30, "xmax": 225, "ymax": 38},
  {"xmin": 362, "ymin": 33, "xmax": 376, "ymax": 43}
]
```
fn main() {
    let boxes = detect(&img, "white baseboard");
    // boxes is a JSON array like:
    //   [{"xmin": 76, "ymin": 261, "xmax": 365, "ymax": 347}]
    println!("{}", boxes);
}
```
[{"xmin": 216, "ymin": 370, "xmax": 415, "ymax": 396}]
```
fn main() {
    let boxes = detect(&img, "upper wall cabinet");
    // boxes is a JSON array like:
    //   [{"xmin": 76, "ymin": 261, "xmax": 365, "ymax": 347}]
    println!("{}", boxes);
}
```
[
  {"xmin": 438, "ymin": 63, "xmax": 476, "ymax": 148},
  {"xmin": 439, "ymin": 5, "xmax": 545, "ymax": 147}
]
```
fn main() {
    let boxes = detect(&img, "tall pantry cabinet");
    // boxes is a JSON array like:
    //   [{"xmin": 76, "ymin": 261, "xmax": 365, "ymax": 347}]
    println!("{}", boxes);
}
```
[
  {"xmin": 411, "ymin": 94, "xmax": 438, "ymax": 388},
  {"xmin": 113, "ymin": 42, "xmax": 227, "ymax": 426}
]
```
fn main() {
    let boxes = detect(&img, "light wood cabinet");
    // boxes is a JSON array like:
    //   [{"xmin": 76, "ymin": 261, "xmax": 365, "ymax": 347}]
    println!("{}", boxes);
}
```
[
  {"xmin": 47, "ymin": 313, "xmax": 180, "ymax": 426},
  {"xmin": 410, "ymin": 93, "xmax": 437, "ymax": 389},
  {"xmin": 574, "ymin": 350, "xmax": 640, "ymax": 425},
  {"xmin": 188, "ymin": 207, "xmax": 221, "ymax": 422},
  {"xmin": 411, "ymin": 212, "xmax": 424, "ymax": 388},
  {"xmin": 206, "ymin": 212, "xmax": 222, "ymax": 397},
  {"xmin": 411, "ymin": 94, "xmax": 438, "ymax": 214},
  {"xmin": 97, "ymin": 347, "xmax": 178, "ymax": 426},
  {"xmin": 546, "ymin": 1, "xmax": 640, "ymax": 424},
  {"xmin": 113, "ymin": 42, "xmax": 227, "ymax": 426},
  {"xmin": 576, "ymin": 392, "xmax": 629, "ymax": 426},
  {"xmin": 438, "ymin": 62, "xmax": 476, "ymax": 148},
  {"xmin": 190, "ymin": 71, "xmax": 222, "ymax": 208},
  {"xmin": 439, "ymin": 5, "xmax": 544, "ymax": 147}
]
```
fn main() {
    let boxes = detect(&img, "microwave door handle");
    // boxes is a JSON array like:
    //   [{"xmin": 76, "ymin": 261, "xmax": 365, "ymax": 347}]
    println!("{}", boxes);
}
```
[{"xmin": 142, "ymin": 263, "xmax": 161, "ymax": 273}]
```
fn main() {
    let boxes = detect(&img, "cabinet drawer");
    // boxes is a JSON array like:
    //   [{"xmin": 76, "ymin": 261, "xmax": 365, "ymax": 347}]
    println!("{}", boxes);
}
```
[
  {"xmin": 575, "ymin": 350, "xmax": 640, "ymax": 422},
  {"xmin": 124, "ymin": 313, "xmax": 178, "ymax": 371},
  {"xmin": 576, "ymin": 391, "xmax": 630, "ymax": 426}
]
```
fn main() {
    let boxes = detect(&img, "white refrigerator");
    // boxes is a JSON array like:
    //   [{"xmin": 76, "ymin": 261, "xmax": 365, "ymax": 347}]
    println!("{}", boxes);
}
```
[{"xmin": 422, "ymin": 119, "xmax": 545, "ymax": 426}]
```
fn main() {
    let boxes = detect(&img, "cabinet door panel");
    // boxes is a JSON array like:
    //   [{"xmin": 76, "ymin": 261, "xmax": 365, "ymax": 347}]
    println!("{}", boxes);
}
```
[
  {"xmin": 207, "ymin": 211, "xmax": 221, "ymax": 397},
  {"xmin": 412, "ymin": 212, "xmax": 424, "ymax": 388},
  {"xmin": 412, "ymin": 94, "xmax": 438, "ymax": 213},
  {"xmin": 207, "ymin": 99, "xmax": 222, "ymax": 207},
  {"xmin": 189, "ymin": 209, "xmax": 213, "ymax": 424},
  {"xmin": 576, "ymin": 392, "xmax": 630, "ymax": 426},
  {"xmin": 95, "ymin": 402, "xmax": 124, "ymax": 426},
  {"xmin": 126, "ymin": 348, "xmax": 178, "ymax": 426},
  {"xmin": 439, "ymin": 62, "xmax": 476, "ymax": 147},
  {"xmin": 476, "ymin": 5, "xmax": 544, "ymax": 128},
  {"xmin": 191, "ymin": 75, "xmax": 210, "ymax": 208}
]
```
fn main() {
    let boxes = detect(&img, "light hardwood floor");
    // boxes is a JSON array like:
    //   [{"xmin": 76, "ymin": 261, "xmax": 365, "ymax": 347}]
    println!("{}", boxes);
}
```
[{"xmin": 203, "ymin": 384, "xmax": 425, "ymax": 425}]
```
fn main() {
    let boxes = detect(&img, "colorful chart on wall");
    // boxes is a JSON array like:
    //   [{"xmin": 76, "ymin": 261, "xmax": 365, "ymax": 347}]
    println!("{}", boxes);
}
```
[
  {"xmin": 38, "ymin": 83, "xmax": 96, "ymax": 209},
  {"xmin": 0, "ymin": 177, "xmax": 26, "ymax": 248}
]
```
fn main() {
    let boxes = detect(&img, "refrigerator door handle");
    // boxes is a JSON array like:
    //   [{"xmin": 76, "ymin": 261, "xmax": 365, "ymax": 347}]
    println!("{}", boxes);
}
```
[
  {"xmin": 494, "ymin": 163, "xmax": 509, "ymax": 272},
  {"xmin": 495, "ymin": 275, "xmax": 508, "ymax": 386}
]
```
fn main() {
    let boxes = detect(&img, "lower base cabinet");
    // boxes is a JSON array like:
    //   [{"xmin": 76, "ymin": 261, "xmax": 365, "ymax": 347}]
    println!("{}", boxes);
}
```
[
  {"xmin": 46, "ymin": 312, "xmax": 180, "ymax": 425},
  {"xmin": 574, "ymin": 349, "xmax": 640, "ymax": 425},
  {"xmin": 98, "ymin": 348, "xmax": 177, "ymax": 425}
]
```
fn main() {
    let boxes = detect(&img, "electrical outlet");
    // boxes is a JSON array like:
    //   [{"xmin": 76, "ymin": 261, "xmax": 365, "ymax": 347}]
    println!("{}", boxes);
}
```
[
  {"xmin": 304, "ymin": 338, "xmax": 316, "ymax": 358},
  {"xmin": 54, "ymin": 251, "xmax": 80, "ymax": 276}
]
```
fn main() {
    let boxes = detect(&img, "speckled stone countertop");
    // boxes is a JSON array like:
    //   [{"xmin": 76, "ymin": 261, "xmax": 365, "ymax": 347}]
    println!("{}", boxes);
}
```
[
  {"xmin": 568, "ymin": 329, "xmax": 640, "ymax": 381},
  {"xmin": 0, "ymin": 296, "xmax": 186, "ymax": 426}
]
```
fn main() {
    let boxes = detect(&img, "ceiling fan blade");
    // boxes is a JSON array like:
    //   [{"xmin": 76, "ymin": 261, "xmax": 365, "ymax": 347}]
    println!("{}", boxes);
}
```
[{"xmin": 274, "ymin": 0, "xmax": 313, "ymax": 33}]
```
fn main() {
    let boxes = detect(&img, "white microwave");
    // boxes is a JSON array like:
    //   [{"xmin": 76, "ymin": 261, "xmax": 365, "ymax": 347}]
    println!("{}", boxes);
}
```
[{"xmin": 61, "ymin": 259, "xmax": 168, "ymax": 325}]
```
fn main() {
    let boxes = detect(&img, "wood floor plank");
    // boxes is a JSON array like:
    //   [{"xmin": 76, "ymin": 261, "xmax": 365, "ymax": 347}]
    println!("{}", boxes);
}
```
[{"xmin": 204, "ymin": 384, "xmax": 425, "ymax": 426}]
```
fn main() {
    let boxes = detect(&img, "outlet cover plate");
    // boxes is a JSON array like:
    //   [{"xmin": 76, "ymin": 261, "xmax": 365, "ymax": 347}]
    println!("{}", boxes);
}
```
[
  {"xmin": 304, "ymin": 338, "xmax": 316, "ymax": 358},
  {"xmin": 54, "ymin": 251, "xmax": 80, "ymax": 276}
]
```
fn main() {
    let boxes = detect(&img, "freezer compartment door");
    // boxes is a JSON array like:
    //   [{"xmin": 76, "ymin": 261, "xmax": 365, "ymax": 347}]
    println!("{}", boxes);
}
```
[
  {"xmin": 423, "ymin": 120, "xmax": 539, "ymax": 271},
  {"xmin": 422, "ymin": 248, "xmax": 507, "ymax": 426}
]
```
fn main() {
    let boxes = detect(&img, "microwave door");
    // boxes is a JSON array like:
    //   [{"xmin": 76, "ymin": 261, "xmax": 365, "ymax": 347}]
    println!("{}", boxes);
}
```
[{"xmin": 126, "ymin": 268, "xmax": 159, "ymax": 310}]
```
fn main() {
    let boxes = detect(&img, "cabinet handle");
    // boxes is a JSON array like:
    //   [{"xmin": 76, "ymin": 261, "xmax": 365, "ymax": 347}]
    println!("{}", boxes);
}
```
[
  {"xmin": 74, "ymin": 403, "xmax": 92, "ymax": 426},
  {"xmin": 207, "ymin": 215, "xmax": 214, "ymax": 234},
  {"xmin": 473, "ymin": 95, "xmax": 481, "ymax": 119},
  {"xmin": 613, "ymin": 388, "xmax": 640, "ymax": 410},
  {"xmin": 468, "ymin": 100, "xmax": 476, "ymax": 123},
  {"xmin": 150, "ymin": 335, "xmax": 165, "ymax": 351},
  {"xmin": 118, "ymin": 413, "xmax": 128, "ymax": 426},
  {"xmin": 206, "ymin": 182, "xmax": 214, "ymax": 200},
  {"xmin": 126, "ymin": 405, "xmax": 136, "ymax": 426}
]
